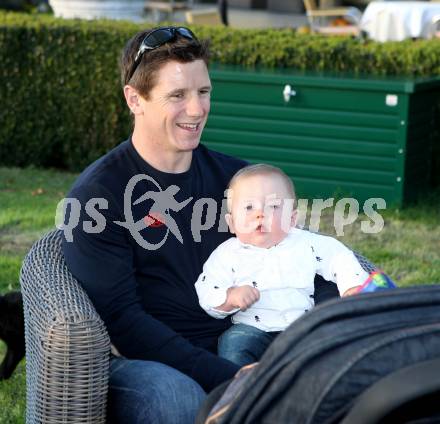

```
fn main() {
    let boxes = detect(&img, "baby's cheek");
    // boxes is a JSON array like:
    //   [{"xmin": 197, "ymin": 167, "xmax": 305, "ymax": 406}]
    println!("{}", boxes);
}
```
[{"xmin": 271, "ymin": 214, "xmax": 288, "ymax": 232}]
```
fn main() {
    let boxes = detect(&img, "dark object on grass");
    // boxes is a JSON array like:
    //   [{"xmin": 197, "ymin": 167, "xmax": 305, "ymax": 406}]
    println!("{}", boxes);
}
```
[{"xmin": 0, "ymin": 291, "xmax": 25, "ymax": 380}]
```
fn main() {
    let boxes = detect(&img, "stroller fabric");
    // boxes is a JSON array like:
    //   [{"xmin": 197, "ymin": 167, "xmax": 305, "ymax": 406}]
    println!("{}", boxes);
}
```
[{"xmin": 201, "ymin": 286, "xmax": 440, "ymax": 424}]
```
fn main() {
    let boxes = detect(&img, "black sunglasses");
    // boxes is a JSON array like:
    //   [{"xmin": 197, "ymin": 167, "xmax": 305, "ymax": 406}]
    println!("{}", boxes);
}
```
[{"xmin": 127, "ymin": 26, "xmax": 198, "ymax": 83}]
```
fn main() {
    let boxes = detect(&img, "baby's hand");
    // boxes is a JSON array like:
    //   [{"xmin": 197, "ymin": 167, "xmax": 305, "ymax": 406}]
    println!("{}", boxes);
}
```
[
  {"xmin": 222, "ymin": 285, "xmax": 260, "ymax": 312},
  {"xmin": 227, "ymin": 285, "xmax": 260, "ymax": 311}
]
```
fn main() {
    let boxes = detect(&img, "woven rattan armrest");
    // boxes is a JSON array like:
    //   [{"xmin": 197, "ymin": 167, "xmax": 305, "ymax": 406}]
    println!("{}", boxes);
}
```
[{"xmin": 20, "ymin": 229, "xmax": 110, "ymax": 424}]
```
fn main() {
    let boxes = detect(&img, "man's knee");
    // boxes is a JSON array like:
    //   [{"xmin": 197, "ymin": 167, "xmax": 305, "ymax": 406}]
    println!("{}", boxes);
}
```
[{"xmin": 108, "ymin": 358, "xmax": 206, "ymax": 424}]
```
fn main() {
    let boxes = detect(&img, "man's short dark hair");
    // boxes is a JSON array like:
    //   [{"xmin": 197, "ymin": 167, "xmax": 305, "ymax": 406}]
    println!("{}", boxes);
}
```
[{"xmin": 120, "ymin": 28, "xmax": 210, "ymax": 99}]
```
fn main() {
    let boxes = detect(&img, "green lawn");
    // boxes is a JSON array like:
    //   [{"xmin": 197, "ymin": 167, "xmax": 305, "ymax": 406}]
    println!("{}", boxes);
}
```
[
  {"xmin": 0, "ymin": 167, "xmax": 76, "ymax": 423},
  {"xmin": 0, "ymin": 166, "xmax": 439, "ymax": 422}
]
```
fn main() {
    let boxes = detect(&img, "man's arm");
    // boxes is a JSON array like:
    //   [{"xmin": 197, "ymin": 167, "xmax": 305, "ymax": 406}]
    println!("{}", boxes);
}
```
[
  {"xmin": 313, "ymin": 275, "xmax": 340, "ymax": 304},
  {"xmin": 62, "ymin": 186, "xmax": 239, "ymax": 392}
]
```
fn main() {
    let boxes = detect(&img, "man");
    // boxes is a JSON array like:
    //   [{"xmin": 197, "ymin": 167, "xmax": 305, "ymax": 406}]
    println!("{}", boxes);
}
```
[{"xmin": 62, "ymin": 27, "xmax": 246, "ymax": 423}]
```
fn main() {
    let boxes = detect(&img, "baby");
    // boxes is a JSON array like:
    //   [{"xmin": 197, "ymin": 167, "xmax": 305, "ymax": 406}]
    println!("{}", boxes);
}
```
[{"xmin": 195, "ymin": 164, "xmax": 369, "ymax": 366}]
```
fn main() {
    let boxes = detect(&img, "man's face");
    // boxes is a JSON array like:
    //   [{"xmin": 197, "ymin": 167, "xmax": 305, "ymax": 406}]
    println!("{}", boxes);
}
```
[
  {"xmin": 226, "ymin": 174, "xmax": 297, "ymax": 249},
  {"xmin": 138, "ymin": 59, "xmax": 211, "ymax": 156}
]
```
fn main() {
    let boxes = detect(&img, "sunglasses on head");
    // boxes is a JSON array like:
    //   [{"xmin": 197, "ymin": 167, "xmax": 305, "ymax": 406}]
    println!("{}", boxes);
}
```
[{"xmin": 127, "ymin": 26, "xmax": 198, "ymax": 83}]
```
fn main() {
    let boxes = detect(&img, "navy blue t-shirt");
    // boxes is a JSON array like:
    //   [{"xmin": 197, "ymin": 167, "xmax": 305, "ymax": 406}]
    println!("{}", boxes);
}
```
[{"xmin": 62, "ymin": 139, "xmax": 247, "ymax": 392}]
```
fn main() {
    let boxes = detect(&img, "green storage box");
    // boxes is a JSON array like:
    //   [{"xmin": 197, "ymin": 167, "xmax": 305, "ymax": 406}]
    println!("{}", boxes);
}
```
[{"xmin": 203, "ymin": 66, "xmax": 440, "ymax": 207}]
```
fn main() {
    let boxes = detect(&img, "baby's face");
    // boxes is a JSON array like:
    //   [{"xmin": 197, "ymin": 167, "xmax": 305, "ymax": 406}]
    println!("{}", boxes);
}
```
[{"xmin": 226, "ymin": 174, "xmax": 296, "ymax": 249}]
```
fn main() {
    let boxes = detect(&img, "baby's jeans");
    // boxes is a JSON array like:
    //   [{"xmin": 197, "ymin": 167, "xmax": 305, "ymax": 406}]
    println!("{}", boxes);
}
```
[{"xmin": 218, "ymin": 323, "xmax": 280, "ymax": 367}]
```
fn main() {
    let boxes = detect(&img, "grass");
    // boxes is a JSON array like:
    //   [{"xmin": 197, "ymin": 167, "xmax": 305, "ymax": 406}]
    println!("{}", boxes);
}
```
[
  {"xmin": 0, "ymin": 167, "xmax": 76, "ymax": 423},
  {"xmin": 0, "ymin": 166, "xmax": 439, "ymax": 422}
]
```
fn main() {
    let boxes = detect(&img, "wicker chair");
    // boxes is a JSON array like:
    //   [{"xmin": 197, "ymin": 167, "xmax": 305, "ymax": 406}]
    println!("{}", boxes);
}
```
[
  {"xmin": 20, "ymin": 229, "xmax": 110, "ymax": 424},
  {"xmin": 19, "ymin": 228, "xmax": 380, "ymax": 423}
]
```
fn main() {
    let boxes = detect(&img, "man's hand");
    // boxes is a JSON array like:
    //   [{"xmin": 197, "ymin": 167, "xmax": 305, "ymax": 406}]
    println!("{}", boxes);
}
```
[
  {"xmin": 215, "ymin": 285, "xmax": 260, "ymax": 312},
  {"xmin": 342, "ymin": 285, "xmax": 361, "ymax": 296}
]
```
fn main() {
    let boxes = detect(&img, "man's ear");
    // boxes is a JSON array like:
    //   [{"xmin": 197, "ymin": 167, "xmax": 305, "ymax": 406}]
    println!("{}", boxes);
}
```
[
  {"xmin": 124, "ymin": 85, "xmax": 143, "ymax": 115},
  {"xmin": 225, "ymin": 213, "xmax": 235, "ymax": 234},
  {"xmin": 291, "ymin": 209, "xmax": 298, "ymax": 228}
]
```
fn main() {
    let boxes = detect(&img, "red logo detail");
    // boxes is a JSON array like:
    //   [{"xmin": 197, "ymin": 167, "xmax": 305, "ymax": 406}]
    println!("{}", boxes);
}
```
[{"xmin": 144, "ymin": 212, "xmax": 166, "ymax": 228}]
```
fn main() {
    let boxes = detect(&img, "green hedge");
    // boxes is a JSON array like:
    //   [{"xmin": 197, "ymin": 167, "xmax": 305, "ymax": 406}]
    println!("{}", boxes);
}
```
[{"xmin": 1, "ymin": 11, "xmax": 440, "ymax": 171}]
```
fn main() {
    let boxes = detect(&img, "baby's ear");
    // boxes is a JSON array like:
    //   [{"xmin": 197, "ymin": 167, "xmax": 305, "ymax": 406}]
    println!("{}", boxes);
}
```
[
  {"xmin": 225, "ymin": 213, "xmax": 235, "ymax": 234},
  {"xmin": 290, "ymin": 209, "xmax": 298, "ymax": 228}
]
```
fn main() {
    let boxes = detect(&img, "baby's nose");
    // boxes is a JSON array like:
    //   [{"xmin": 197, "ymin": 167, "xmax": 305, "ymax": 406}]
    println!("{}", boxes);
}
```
[{"xmin": 254, "ymin": 209, "xmax": 264, "ymax": 218}]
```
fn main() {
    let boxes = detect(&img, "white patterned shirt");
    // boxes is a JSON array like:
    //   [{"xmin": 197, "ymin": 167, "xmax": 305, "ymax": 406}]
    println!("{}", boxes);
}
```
[{"xmin": 195, "ymin": 228, "xmax": 369, "ymax": 332}]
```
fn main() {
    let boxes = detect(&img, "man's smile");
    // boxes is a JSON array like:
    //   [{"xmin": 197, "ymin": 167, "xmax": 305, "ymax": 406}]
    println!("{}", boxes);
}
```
[{"xmin": 176, "ymin": 123, "xmax": 200, "ymax": 131}]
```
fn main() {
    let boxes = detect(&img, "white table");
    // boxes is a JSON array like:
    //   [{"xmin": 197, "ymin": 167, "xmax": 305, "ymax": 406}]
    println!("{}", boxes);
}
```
[{"xmin": 360, "ymin": 1, "xmax": 440, "ymax": 41}]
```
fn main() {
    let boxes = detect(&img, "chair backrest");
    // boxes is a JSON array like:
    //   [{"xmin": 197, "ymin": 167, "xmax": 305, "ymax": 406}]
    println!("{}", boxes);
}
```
[
  {"xmin": 429, "ymin": 14, "xmax": 440, "ymax": 38},
  {"xmin": 20, "ymin": 229, "xmax": 110, "ymax": 424},
  {"xmin": 185, "ymin": 8, "xmax": 223, "ymax": 25},
  {"xmin": 146, "ymin": 0, "xmax": 194, "ymax": 9},
  {"xmin": 303, "ymin": 0, "xmax": 318, "ymax": 12}
]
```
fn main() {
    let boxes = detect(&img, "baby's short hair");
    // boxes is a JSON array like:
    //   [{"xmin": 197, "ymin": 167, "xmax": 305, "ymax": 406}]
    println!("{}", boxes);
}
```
[{"xmin": 227, "ymin": 164, "xmax": 296, "ymax": 209}]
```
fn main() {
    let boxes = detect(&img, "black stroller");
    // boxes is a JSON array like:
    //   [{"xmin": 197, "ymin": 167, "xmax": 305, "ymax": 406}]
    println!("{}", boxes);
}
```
[{"xmin": 197, "ymin": 284, "xmax": 440, "ymax": 424}]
